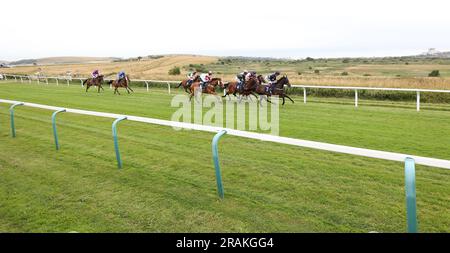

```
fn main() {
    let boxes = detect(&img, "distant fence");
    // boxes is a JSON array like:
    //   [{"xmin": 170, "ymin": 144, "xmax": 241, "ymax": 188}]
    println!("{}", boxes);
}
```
[
  {"xmin": 0, "ymin": 74, "xmax": 179, "ymax": 94},
  {"xmin": 3, "ymin": 73, "xmax": 450, "ymax": 111},
  {"xmin": 1, "ymin": 98, "xmax": 450, "ymax": 232}
]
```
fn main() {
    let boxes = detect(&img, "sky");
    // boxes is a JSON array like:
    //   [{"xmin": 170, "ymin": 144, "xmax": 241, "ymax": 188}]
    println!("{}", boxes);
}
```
[{"xmin": 1, "ymin": 0, "xmax": 450, "ymax": 61}]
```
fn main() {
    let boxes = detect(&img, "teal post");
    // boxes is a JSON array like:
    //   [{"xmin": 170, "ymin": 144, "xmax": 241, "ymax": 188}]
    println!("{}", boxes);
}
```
[
  {"xmin": 112, "ymin": 116, "xmax": 127, "ymax": 169},
  {"xmin": 10, "ymin": 102, "xmax": 24, "ymax": 138},
  {"xmin": 405, "ymin": 157, "xmax": 417, "ymax": 233},
  {"xmin": 52, "ymin": 109, "xmax": 66, "ymax": 150},
  {"xmin": 212, "ymin": 130, "xmax": 227, "ymax": 199}
]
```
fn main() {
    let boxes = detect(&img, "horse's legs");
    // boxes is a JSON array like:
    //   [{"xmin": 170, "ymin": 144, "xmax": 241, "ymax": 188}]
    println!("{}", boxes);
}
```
[
  {"xmin": 285, "ymin": 95, "xmax": 295, "ymax": 103},
  {"xmin": 86, "ymin": 85, "xmax": 90, "ymax": 92},
  {"xmin": 282, "ymin": 96, "xmax": 285, "ymax": 106},
  {"xmin": 128, "ymin": 86, "xmax": 134, "ymax": 92}
]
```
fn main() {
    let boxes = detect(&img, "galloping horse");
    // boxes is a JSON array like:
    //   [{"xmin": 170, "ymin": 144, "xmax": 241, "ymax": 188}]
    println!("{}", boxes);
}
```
[
  {"xmin": 83, "ymin": 75, "xmax": 105, "ymax": 93},
  {"xmin": 189, "ymin": 78, "xmax": 224, "ymax": 102},
  {"xmin": 254, "ymin": 75, "xmax": 294, "ymax": 105},
  {"xmin": 176, "ymin": 75, "xmax": 200, "ymax": 93},
  {"xmin": 107, "ymin": 75, "xmax": 134, "ymax": 95},
  {"xmin": 223, "ymin": 76, "xmax": 262, "ymax": 101}
]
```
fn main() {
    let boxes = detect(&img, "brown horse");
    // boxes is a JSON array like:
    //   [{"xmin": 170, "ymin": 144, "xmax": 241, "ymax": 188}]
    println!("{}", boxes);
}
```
[
  {"xmin": 189, "ymin": 78, "xmax": 224, "ymax": 102},
  {"xmin": 83, "ymin": 75, "xmax": 105, "ymax": 93},
  {"xmin": 176, "ymin": 75, "xmax": 200, "ymax": 93},
  {"xmin": 254, "ymin": 75, "xmax": 294, "ymax": 105},
  {"xmin": 107, "ymin": 75, "xmax": 134, "ymax": 95},
  {"xmin": 223, "ymin": 75, "xmax": 263, "ymax": 101}
]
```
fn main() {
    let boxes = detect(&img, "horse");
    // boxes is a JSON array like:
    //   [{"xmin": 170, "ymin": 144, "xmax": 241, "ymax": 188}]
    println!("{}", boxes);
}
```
[
  {"xmin": 189, "ymin": 78, "xmax": 224, "ymax": 102},
  {"xmin": 83, "ymin": 75, "xmax": 105, "ymax": 93},
  {"xmin": 254, "ymin": 75, "xmax": 294, "ymax": 105},
  {"xmin": 107, "ymin": 75, "xmax": 134, "ymax": 95},
  {"xmin": 176, "ymin": 75, "xmax": 200, "ymax": 94},
  {"xmin": 223, "ymin": 75, "xmax": 262, "ymax": 101}
]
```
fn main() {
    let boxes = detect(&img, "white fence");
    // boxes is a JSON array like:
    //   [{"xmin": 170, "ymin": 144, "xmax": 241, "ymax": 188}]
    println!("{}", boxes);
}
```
[
  {"xmin": 3, "ymin": 74, "xmax": 450, "ymax": 111},
  {"xmin": 0, "ymin": 74, "xmax": 179, "ymax": 94},
  {"xmin": 1, "ymin": 98, "xmax": 449, "ymax": 170}
]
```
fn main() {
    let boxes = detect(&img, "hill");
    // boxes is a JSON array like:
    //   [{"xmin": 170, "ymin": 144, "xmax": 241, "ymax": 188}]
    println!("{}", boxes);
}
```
[{"xmin": 9, "ymin": 56, "xmax": 120, "ymax": 66}]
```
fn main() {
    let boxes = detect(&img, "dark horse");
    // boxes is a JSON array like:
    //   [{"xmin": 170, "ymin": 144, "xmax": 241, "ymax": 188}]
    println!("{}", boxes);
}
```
[
  {"xmin": 83, "ymin": 75, "xmax": 105, "ymax": 93},
  {"xmin": 254, "ymin": 75, "xmax": 294, "ymax": 105},
  {"xmin": 176, "ymin": 75, "xmax": 200, "ymax": 93},
  {"xmin": 107, "ymin": 75, "xmax": 134, "ymax": 95}
]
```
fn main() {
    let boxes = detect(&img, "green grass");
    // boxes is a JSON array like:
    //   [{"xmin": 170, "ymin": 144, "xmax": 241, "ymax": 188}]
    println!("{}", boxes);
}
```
[{"xmin": 0, "ymin": 82, "xmax": 449, "ymax": 232}]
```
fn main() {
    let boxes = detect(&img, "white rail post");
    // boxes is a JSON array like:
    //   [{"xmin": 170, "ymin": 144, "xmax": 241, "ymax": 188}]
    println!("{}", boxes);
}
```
[
  {"xmin": 56, "ymin": 78, "xmax": 59, "ymax": 86},
  {"xmin": 37, "ymin": 77, "xmax": 40, "ymax": 84},
  {"xmin": 67, "ymin": 78, "xmax": 70, "ymax": 86},
  {"xmin": 355, "ymin": 89, "xmax": 358, "ymax": 107},
  {"xmin": 28, "ymin": 76, "xmax": 31, "ymax": 83},
  {"xmin": 14, "ymin": 76, "xmax": 17, "ymax": 82},
  {"xmin": 80, "ymin": 79, "xmax": 83, "ymax": 87},
  {"xmin": 145, "ymin": 81, "xmax": 149, "ymax": 92},
  {"xmin": 416, "ymin": 91, "xmax": 420, "ymax": 112},
  {"xmin": 46, "ymin": 78, "xmax": 49, "ymax": 85},
  {"xmin": 303, "ymin": 88, "xmax": 307, "ymax": 104},
  {"xmin": 4, "ymin": 75, "xmax": 7, "ymax": 80},
  {"xmin": 167, "ymin": 82, "xmax": 171, "ymax": 94},
  {"xmin": 20, "ymin": 77, "xmax": 23, "ymax": 83}
]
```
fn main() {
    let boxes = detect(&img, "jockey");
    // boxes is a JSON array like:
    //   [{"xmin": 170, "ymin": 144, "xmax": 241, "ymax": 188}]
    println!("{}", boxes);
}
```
[
  {"xmin": 92, "ymin": 69, "xmax": 100, "ymax": 79},
  {"xmin": 187, "ymin": 71, "xmax": 197, "ymax": 86},
  {"xmin": 199, "ymin": 71, "xmax": 212, "ymax": 90},
  {"xmin": 117, "ymin": 71, "xmax": 126, "ymax": 81},
  {"xmin": 245, "ymin": 71, "xmax": 257, "ymax": 81},
  {"xmin": 266, "ymin": 71, "xmax": 280, "ymax": 94},
  {"xmin": 236, "ymin": 70, "xmax": 248, "ymax": 91}
]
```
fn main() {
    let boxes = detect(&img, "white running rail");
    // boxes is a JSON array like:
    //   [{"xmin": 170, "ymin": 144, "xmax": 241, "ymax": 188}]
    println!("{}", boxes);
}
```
[{"xmin": 1, "ymin": 98, "xmax": 449, "ymax": 170}]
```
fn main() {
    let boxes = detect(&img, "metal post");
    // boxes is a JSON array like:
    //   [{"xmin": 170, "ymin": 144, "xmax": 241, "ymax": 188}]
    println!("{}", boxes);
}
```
[
  {"xmin": 46, "ymin": 78, "xmax": 49, "ymax": 85},
  {"xmin": 37, "ymin": 78, "xmax": 40, "ymax": 84},
  {"xmin": 20, "ymin": 77, "xmax": 23, "ymax": 83},
  {"xmin": 4, "ymin": 75, "xmax": 7, "ymax": 80},
  {"xmin": 14, "ymin": 76, "xmax": 17, "ymax": 82},
  {"xmin": 145, "ymin": 81, "xmax": 149, "ymax": 92},
  {"xmin": 67, "ymin": 79, "xmax": 70, "ymax": 86},
  {"xmin": 167, "ymin": 82, "xmax": 171, "ymax": 94},
  {"xmin": 80, "ymin": 79, "xmax": 83, "ymax": 87},
  {"xmin": 28, "ymin": 76, "xmax": 31, "ymax": 83},
  {"xmin": 112, "ymin": 116, "xmax": 127, "ymax": 169},
  {"xmin": 56, "ymin": 78, "xmax": 59, "ymax": 86},
  {"xmin": 303, "ymin": 88, "xmax": 306, "ymax": 104},
  {"xmin": 416, "ymin": 91, "xmax": 420, "ymax": 112},
  {"xmin": 405, "ymin": 157, "xmax": 417, "ymax": 233},
  {"xmin": 10, "ymin": 102, "xmax": 24, "ymax": 138},
  {"xmin": 212, "ymin": 130, "xmax": 227, "ymax": 199},
  {"xmin": 52, "ymin": 109, "xmax": 66, "ymax": 150},
  {"xmin": 355, "ymin": 89, "xmax": 358, "ymax": 107}
]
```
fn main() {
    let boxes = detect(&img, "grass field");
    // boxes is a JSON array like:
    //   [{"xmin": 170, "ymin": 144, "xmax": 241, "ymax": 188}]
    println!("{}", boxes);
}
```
[{"xmin": 0, "ymin": 82, "xmax": 449, "ymax": 232}]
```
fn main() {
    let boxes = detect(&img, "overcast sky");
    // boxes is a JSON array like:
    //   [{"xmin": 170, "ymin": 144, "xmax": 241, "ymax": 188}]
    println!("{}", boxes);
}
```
[{"xmin": 1, "ymin": 0, "xmax": 449, "ymax": 61}]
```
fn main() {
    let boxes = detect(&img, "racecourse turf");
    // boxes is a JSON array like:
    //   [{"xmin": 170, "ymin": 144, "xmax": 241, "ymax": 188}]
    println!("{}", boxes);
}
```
[{"xmin": 0, "ymin": 82, "xmax": 449, "ymax": 232}]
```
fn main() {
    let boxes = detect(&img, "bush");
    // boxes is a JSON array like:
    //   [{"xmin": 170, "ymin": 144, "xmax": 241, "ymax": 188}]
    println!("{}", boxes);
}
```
[
  {"xmin": 363, "ymin": 74, "xmax": 371, "ymax": 76},
  {"xmin": 429, "ymin": 70, "xmax": 440, "ymax": 77},
  {"xmin": 306, "ymin": 57, "xmax": 315, "ymax": 61},
  {"xmin": 342, "ymin": 59, "xmax": 350, "ymax": 63},
  {"xmin": 314, "ymin": 69, "xmax": 320, "ymax": 74},
  {"xmin": 341, "ymin": 72, "xmax": 349, "ymax": 76},
  {"xmin": 168, "ymin": 66, "xmax": 181, "ymax": 75},
  {"xmin": 308, "ymin": 66, "xmax": 312, "ymax": 70},
  {"xmin": 297, "ymin": 72, "xmax": 302, "ymax": 75}
]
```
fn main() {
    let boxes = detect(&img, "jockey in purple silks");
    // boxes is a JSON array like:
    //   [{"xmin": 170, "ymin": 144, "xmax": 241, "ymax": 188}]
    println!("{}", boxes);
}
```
[{"xmin": 92, "ymin": 69, "xmax": 100, "ymax": 79}]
